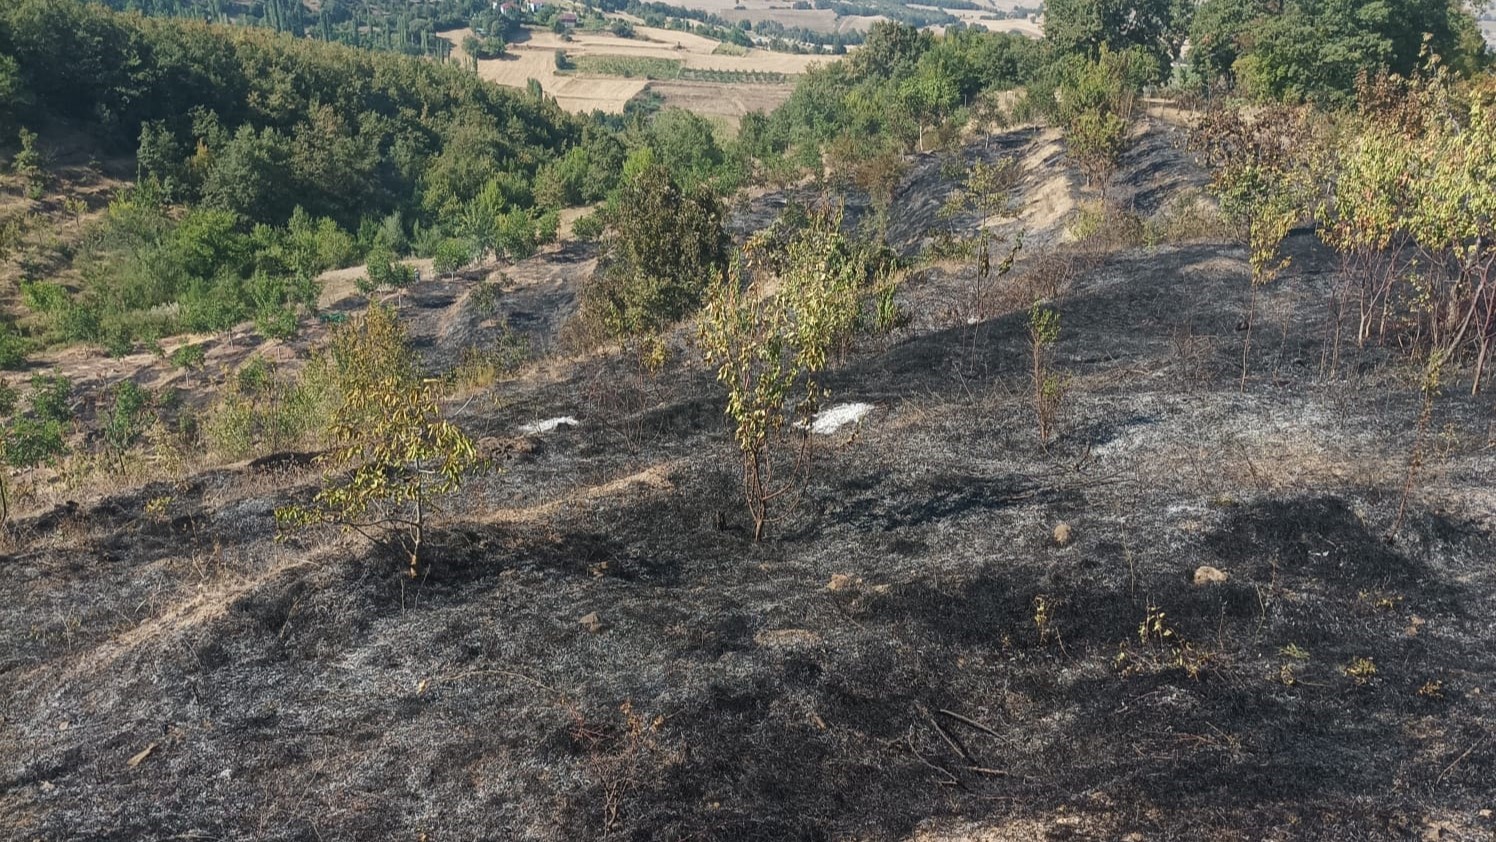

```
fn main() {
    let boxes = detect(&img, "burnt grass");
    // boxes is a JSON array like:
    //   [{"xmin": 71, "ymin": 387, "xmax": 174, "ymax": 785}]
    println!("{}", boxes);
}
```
[{"xmin": 4, "ymin": 128, "xmax": 1496, "ymax": 841}]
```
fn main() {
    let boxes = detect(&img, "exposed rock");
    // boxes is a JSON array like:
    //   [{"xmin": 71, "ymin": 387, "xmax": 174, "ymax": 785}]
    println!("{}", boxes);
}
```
[
  {"xmin": 1193, "ymin": 566, "xmax": 1230, "ymax": 586},
  {"xmin": 1053, "ymin": 522, "xmax": 1073, "ymax": 547},
  {"xmin": 579, "ymin": 612, "xmax": 603, "ymax": 634}
]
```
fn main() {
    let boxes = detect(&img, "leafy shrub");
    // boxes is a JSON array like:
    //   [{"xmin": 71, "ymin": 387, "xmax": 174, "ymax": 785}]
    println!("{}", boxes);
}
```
[
  {"xmin": 237, "ymin": 356, "xmax": 273, "ymax": 394},
  {"xmin": 28, "ymin": 375, "xmax": 71, "ymax": 424},
  {"xmin": 699, "ymin": 207, "xmax": 867, "ymax": 541},
  {"xmin": 571, "ymin": 210, "xmax": 604, "ymax": 241},
  {"xmin": 0, "ymin": 326, "xmax": 28, "ymax": 370},
  {"xmin": 277, "ymin": 306, "xmax": 483, "ymax": 576},
  {"xmin": 205, "ymin": 355, "xmax": 339, "ymax": 459},
  {"xmin": 432, "ymin": 237, "xmax": 476, "ymax": 277},
  {"xmin": 168, "ymin": 343, "xmax": 207, "ymax": 370},
  {"xmin": 582, "ymin": 164, "xmax": 729, "ymax": 339},
  {"xmin": 19, "ymin": 280, "xmax": 69, "ymax": 314},
  {"xmin": 102, "ymin": 380, "xmax": 151, "ymax": 469},
  {"xmin": 4, "ymin": 417, "xmax": 65, "ymax": 468},
  {"xmin": 366, "ymin": 246, "xmax": 417, "ymax": 289}
]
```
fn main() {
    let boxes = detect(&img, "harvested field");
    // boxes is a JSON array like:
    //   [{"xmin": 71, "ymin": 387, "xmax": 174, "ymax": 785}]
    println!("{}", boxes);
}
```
[
  {"xmin": 522, "ymin": 27, "xmax": 824, "ymax": 73},
  {"xmin": 912, "ymin": 3, "xmax": 1042, "ymax": 37},
  {"xmin": 442, "ymin": 27, "xmax": 817, "ymax": 113},
  {"xmin": 648, "ymin": 80, "xmax": 798, "ymax": 130}
]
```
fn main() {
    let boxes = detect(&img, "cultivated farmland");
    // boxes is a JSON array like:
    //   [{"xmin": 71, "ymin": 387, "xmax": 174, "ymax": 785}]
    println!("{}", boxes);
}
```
[{"xmin": 441, "ymin": 26, "xmax": 814, "ymax": 120}]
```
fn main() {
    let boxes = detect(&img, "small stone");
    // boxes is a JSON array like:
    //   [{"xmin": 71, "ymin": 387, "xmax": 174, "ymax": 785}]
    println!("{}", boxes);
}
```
[
  {"xmin": 1123, "ymin": 834, "xmax": 1146, "ymax": 842},
  {"xmin": 579, "ymin": 612, "xmax": 603, "ymax": 634},
  {"xmin": 1053, "ymin": 522, "xmax": 1073, "ymax": 547},
  {"xmin": 39, "ymin": 781, "xmax": 55, "ymax": 794},
  {"xmin": 827, "ymin": 573, "xmax": 857, "ymax": 591},
  {"xmin": 1479, "ymin": 809, "xmax": 1492, "ymax": 819},
  {"xmin": 1193, "ymin": 566, "xmax": 1230, "ymax": 586}
]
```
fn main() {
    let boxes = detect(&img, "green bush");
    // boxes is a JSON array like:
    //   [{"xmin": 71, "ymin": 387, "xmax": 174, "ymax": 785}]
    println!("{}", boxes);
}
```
[
  {"xmin": 572, "ymin": 210, "xmax": 604, "ymax": 241},
  {"xmin": 102, "ymin": 380, "xmax": 151, "ymax": 467},
  {"xmin": 582, "ymin": 164, "xmax": 728, "ymax": 338},
  {"xmin": 0, "ymin": 326, "xmax": 28, "ymax": 370},
  {"xmin": 169, "ymin": 343, "xmax": 207, "ymax": 370},
  {"xmin": 5, "ymin": 417, "xmax": 66, "ymax": 468},
  {"xmin": 28, "ymin": 375, "xmax": 71, "ymax": 424},
  {"xmin": 366, "ymin": 246, "xmax": 417, "ymax": 290},
  {"xmin": 432, "ymin": 237, "xmax": 476, "ymax": 277},
  {"xmin": 19, "ymin": 280, "xmax": 69, "ymax": 314}
]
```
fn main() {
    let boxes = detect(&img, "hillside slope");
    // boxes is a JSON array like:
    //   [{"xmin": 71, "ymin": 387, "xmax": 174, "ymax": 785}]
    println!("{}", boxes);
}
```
[{"xmin": 2, "ymin": 122, "xmax": 1494, "ymax": 841}]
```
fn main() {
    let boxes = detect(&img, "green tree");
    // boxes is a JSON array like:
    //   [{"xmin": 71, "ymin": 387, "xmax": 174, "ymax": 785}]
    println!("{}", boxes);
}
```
[
  {"xmin": 850, "ymin": 21, "xmax": 931, "ymax": 81},
  {"xmin": 276, "ymin": 306, "xmax": 483, "ymax": 577},
  {"xmin": 0, "ymin": 54, "xmax": 30, "ymax": 132},
  {"xmin": 1206, "ymin": 0, "xmax": 1487, "ymax": 102},
  {"xmin": 1056, "ymin": 49, "xmax": 1141, "ymax": 199},
  {"xmin": 1186, "ymin": 0, "xmax": 1266, "ymax": 89},
  {"xmin": 199, "ymin": 125, "xmax": 295, "ymax": 222},
  {"xmin": 585, "ymin": 164, "xmax": 728, "ymax": 337},
  {"xmin": 1043, "ymin": 0, "xmax": 1177, "ymax": 82},
  {"xmin": 102, "ymin": 379, "xmax": 151, "ymax": 471},
  {"xmin": 642, "ymin": 108, "xmax": 726, "ymax": 189},
  {"xmin": 1190, "ymin": 104, "xmax": 1321, "ymax": 388},
  {"xmin": 11, "ymin": 127, "xmax": 50, "ymax": 198},
  {"xmin": 699, "ymin": 208, "xmax": 866, "ymax": 542}
]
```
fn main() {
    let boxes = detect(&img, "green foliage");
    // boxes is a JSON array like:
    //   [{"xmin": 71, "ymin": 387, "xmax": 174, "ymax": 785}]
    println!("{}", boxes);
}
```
[
  {"xmin": 572, "ymin": 210, "xmax": 604, "ymax": 242},
  {"xmin": 641, "ymin": 109, "xmax": 730, "ymax": 191},
  {"xmin": 432, "ymin": 237, "xmax": 476, "ymax": 277},
  {"xmin": 238, "ymin": 356, "xmax": 272, "ymax": 394},
  {"xmin": 569, "ymin": 55, "xmax": 682, "ymax": 79},
  {"xmin": 1043, "ymin": 0, "xmax": 1179, "ymax": 82},
  {"xmin": 1189, "ymin": 0, "xmax": 1488, "ymax": 102},
  {"xmin": 1191, "ymin": 102, "xmax": 1322, "ymax": 386},
  {"xmin": 0, "ymin": 53, "xmax": 26, "ymax": 131},
  {"xmin": 101, "ymin": 380, "xmax": 151, "ymax": 469},
  {"xmin": 699, "ymin": 207, "xmax": 870, "ymax": 541},
  {"xmin": 584, "ymin": 164, "xmax": 729, "ymax": 338},
  {"xmin": 1049, "ymin": 48, "xmax": 1145, "ymax": 197},
  {"xmin": 1, "ymin": 0, "xmax": 596, "ymax": 353},
  {"xmin": 463, "ymin": 32, "xmax": 506, "ymax": 60},
  {"xmin": 4, "ymin": 417, "xmax": 66, "ymax": 468},
  {"xmin": 1317, "ymin": 67, "xmax": 1496, "ymax": 391},
  {"xmin": 275, "ymin": 306, "xmax": 483, "ymax": 576},
  {"xmin": 1, "ymin": 374, "xmax": 72, "ymax": 469},
  {"xmin": 168, "ymin": 343, "xmax": 207, "ymax": 370},
  {"xmin": 769, "ymin": 23, "xmax": 1042, "ymax": 162},
  {"xmin": 11, "ymin": 127, "xmax": 50, "ymax": 198},
  {"xmin": 365, "ymin": 246, "xmax": 418, "ymax": 291},
  {"xmin": 0, "ymin": 326, "xmax": 25, "ymax": 370},
  {"xmin": 935, "ymin": 157, "xmax": 1024, "ymax": 316},
  {"xmin": 204, "ymin": 354, "xmax": 338, "ymax": 460},
  {"xmin": 1028, "ymin": 302, "xmax": 1067, "ymax": 446},
  {"xmin": 28, "ymin": 375, "xmax": 72, "ymax": 424},
  {"xmin": 1191, "ymin": 104, "xmax": 1319, "ymax": 287},
  {"xmin": 0, "ymin": 381, "xmax": 15, "ymax": 417}
]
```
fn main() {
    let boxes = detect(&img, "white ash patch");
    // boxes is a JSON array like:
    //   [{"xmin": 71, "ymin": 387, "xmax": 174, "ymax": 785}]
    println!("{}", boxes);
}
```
[
  {"xmin": 519, "ymin": 416, "xmax": 579, "ymax": 435},
  {"xmin": 806, "ymin": 403, "xmax": 873, "ymax": 435}
]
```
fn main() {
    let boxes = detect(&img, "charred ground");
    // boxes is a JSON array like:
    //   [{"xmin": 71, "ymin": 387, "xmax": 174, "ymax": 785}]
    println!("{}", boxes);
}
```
[{"xmin": 2, "ymin": 122, "xmax": 1495, "ymax": 841}]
